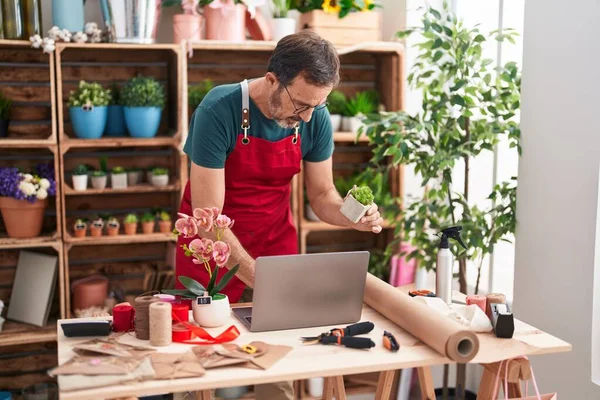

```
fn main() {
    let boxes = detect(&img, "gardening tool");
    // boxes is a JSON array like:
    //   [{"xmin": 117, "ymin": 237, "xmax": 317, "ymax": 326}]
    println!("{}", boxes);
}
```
[
  {"xmin": 382, "ymin": 331, "xmax": 400, "ymax": 352},
  {"xmin": 408, "ymin": 289, "xmax": 436, "ymax": 298},
  {"xmin": 300, "ymin": 321, "xmax": 376, "ymax": 349}
]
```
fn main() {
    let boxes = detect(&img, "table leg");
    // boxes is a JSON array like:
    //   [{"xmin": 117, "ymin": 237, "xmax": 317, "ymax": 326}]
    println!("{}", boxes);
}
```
[
  {"xmin": 416, "ymin": 367, "xmax": 435, "ymax": 400},
  {"xmin": 375, "ymin": 370, "xmax": 397, "ymax": 400},
  {"xmin": 323, "ymin": 376, "xmax": 346, "ymax": 400},
  {"xmin": 323, "ymin": 377, "xmax": 335, "ymax": 400},
  {"xmin": 194, "ymin": 390, "xmax": 212, "ymax": 400}
]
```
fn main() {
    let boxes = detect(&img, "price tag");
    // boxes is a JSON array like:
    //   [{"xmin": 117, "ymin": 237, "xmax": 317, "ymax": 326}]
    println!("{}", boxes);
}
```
[{"xmin": 196, "ymin": 292, "xmax": 211, "ymax": 305}]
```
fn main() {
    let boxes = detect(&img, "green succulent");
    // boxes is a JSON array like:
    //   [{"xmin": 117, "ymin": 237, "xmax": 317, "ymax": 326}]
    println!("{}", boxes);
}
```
[
  {"xmin": 120, "ymin": 76, "xmax": 166, "ymax": 108},
  {"xmin": 72, "ymin": 164, "xmax": 88, "ymax": 176},
  {"xmin": 0, "ymin": 89, "xmax": 12, "ymax": 120},
  {"xmin": 327, "ymin": 90, "xmax": 347, "ymax": 115},
  {"xmin": 350, "ymin": 185, "xmax": 374, "ymax": 206},
  {"xmin": 159, "ymin": 211, "xmax": 171, "ymax": 221},
  {"xmin": 124, "ymin": 213, "xmax": 138, "ymax": 224},
  {"xmin": 188, "ymin": 79, "xmax": 214, "ymax": 111},
  {"xmin": 92, "ymin": 170, "xmax": 106, "ymax": 177},
  {"xmin": 68, "ymin": 80, "xmax": 112, "ymax": 107},
  {"xmin": 344, "ymin": 90, "xmax": 379, "ymax": 117},
  {"xmin": 152, "ymin": 167, "xmax": 169, "ymax": 176},
  {"xmin": 141, "ymin": 212, "xmax": 155, "ymax": 223},
  {"xmin": 112, "ymin": 166, "xmax": 126, "ymax": 174}
]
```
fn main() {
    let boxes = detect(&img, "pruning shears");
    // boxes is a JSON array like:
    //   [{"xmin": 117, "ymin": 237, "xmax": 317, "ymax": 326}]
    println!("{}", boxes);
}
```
[{"xmin": 300, "ymin": 321, "xmax": 376, "ymax": 349}]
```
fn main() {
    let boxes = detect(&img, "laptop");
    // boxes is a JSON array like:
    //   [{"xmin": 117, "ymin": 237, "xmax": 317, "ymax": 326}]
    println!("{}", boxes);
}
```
[{"xmin": 232, "ymin": 251, "xmax": 370, "ymax": 332}]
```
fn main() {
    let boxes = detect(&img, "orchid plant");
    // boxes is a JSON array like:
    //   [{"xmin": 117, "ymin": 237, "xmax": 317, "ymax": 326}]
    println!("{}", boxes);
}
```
[{"xmin": 163, "ymin": 207, "xmax": 240, "ymax": 300}]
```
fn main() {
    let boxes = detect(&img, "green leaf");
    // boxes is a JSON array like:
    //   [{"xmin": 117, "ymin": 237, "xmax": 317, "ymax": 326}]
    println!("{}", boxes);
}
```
[
  {"xmin": 474, "ymin": 34, "xmax": 485, "ymax": 43},
  {"xmin": 484, "ymin": 74, "xmax": 491, "ymax": 84},
  {"xmin": 211, "ymin": 265, "xmax": 240, "ymax": 296},
  {"xmin": 395, "ymin": 29, "xmax": 414, "ymax": 39},
  {"xmin": 430, "ymin": 8, "xmax": 441, "ymax": 19},
  {"xmin": 432, "ymin": 38, "xmax": 443, "ymax": 49},
  {"xmin": 443, "ymin": 26, "xmax": 453, "ymax": 37},
  {"xmin": 179, "ymin": 276, "xmax": 206, "ymax": 296},
  {"xmin": 451, "ymin": 95, "xmax": 465, "ymax": 106},
  {"xmin": 384, "ymin": 147, "xmax": 399, "ymax": 157},
  {"xmin": 207, "ymin": 265, "xmax": 219, "ymax": 292},
  {"xmin": 450, "ymin": 80, "xmax": 467, "ymax": 91},
  {"xmin": 432, "ymin": 23, "xmax": 442, "ymax": 33},
  {"xmin": 161, "ymin": 289, "xmax": 197, "ymax": 299},
  {"xmin": 433, "ymin": 51, "xmax": 443, "ymax": 62}
]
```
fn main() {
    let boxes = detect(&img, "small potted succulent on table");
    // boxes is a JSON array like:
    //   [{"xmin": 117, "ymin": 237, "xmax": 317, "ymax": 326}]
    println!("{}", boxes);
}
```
[
  {"xmin": 123, "ymin": 213, "xmax": 138, "ymax": 235},
  {"xmin": 91, "ymin": 169, "xmax": 107, "ymax": 190},
  {"xmin": 151, "ymin": 167, "xmax": 169, "ymax": 187},
  {"xmin": 106, "ymin": 216, "xmax": 120, "ymax": 236},
  {"xmin": 73, "ymin": 218, "xmax": 88, "ymax": 238},
  {"xmin": 327, "ymin": 90, "xmax": 346, "ymax": 132},
  {"xmin": 120, "ymin": 76, "xmax": 166, "ymax": 138},
  {"xmin": 0, "ymin": 89, "xmax": 12, "ymax": 138},
  {"xmin": 90, "ymin": 216, "xmax": 104, "ymax": 237},
  {"xmin": 158, "ymin": 210, "xmax": 172, "ymax": 233},
  {"xmin": 71, "ymin": 164, "xmax": 88, "ymax": 191},
  {"xmin": 111, "ymin": 166, "xmax": 127, "ymax": 189},
  {"xmin": 162, "ymin": 207, "xmax": 239, "ymax": 328},
  {"xmin": 127, "ymin": 167, "xmax": 142, "ymax": 186},
  {"xmin": 67, "ymin": 80, "xmax": 111, "ymax": 139},
  {"xmin": 141, "ymin": 212, "xmax": 155, "ymax": 234},
  {"xmin": 340, "ymin": 185, "xmax": 375, "ymax": 223}
]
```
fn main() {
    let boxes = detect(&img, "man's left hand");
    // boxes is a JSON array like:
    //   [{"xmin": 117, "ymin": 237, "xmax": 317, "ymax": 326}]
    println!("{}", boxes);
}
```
[{"xmin": 352, "ymin": 203, "xmax": 384, "ymax": 234}]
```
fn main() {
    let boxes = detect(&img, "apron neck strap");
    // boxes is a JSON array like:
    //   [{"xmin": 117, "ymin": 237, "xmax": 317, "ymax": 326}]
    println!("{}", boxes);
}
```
[{"xmin": 240, "ymin": 80, "xmax": 250, "ymax": 144}]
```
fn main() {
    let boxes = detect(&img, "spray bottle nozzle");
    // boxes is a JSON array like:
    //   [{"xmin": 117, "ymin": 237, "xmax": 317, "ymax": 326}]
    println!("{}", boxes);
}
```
[{"xmin": 439, "ymin": 226, "xmax": 467, "ymax": 250}]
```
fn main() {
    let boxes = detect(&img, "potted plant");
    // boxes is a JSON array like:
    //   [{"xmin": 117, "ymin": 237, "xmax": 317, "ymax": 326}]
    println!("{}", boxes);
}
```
[
  {"xmin": 141, "ymin": 212, "xmax": 155, "ymax": 234},
  {"xmin": 188, "ymin": 79, "xmax": 214, "ymax": 118},
  {"xmin": 111, "ymin": 166, "xmax": 127, "ymax": 189},
  {"xmin": 104, "ymin": 83, "xmax": 126, "ymax": 137},
  {"xmin": 70, "ymin": 164, "xmax": 88, "ymax": 191},
  {"xmin": 106, "ymin": 216, "xmax": 120, "ymax": 236},
  {"xmin": 327, "ymin": 90, "xmax": 346, "ymax": 132},
  {"xmin": 151, "ymin": 167, "xmax": 169, "ymax": 187},
  {"xmin": 73, "ymin": 218, "xmax": 88, "ymax": 238},
  {"xmin": 203, "ymin": 0, "xmax": 247, "ymax": 41},
  {"xmin": 343, "ymin": 90, "xmax": 378, "ymax": 133},
  {"xmin": 339, "ymin": 185, "xmax": 374, "ymax": 223},
  {"xmin": 158, "ymin": 211, "xmax": 172, "ymax": 233},
  {"xmin": 0, "ymin": 164, "xmax": 56, "ymax": 238},
  {"xmin": 270, "ymin": 0, "xmax": 296, "ymax": 42},
  {"xmin": 146, "ymin": 166, "xmax": 156, "ymax": 183},
  {"xmin": 67, "ymin": 80, "xmax": 111, "ymax": 139},
  {"xmin": 91, "ymin": 170, "xmax": 107, "ymax": 190},
  {"xmin": 90, "ymin": 216, "xmax": 104, "ymax": 237},
  {"xmin": 123, "ymin": 213, "xmax": 138, "ymax": 235},
  {"xmin": 127, "ymin": 167, "xmax": 142, "ymax": 186},
  {"xmin": 120, "ymin": 76, "xmax": 166, "ymax": 138},
  {"xmin": 0, "ymin": 89, "xmax": 12, "ymax": 138},
  {"xmin": 162, "ymin": 207, "xmax": 240, "ymax": 327},
  {"xmin": 162, "ymin": 0, "xmax": 203, "ymax": 45}
]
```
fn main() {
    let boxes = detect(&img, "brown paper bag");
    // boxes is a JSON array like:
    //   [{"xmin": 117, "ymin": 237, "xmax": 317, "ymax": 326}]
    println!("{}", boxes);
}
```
[
  {"xmin": 49, "ymin": 355, "xmax": 143, "ymax": 376},
  {"xmin": 192, "ymin": 341, "xmax": 291, "ymax": 370},
  {"xmin": 150, "ymin": 352, "xmax": 206, "ymax": 380},
  {"xmin": 492, "ymin": 357, "xmax": 557, "ymax": 400}
]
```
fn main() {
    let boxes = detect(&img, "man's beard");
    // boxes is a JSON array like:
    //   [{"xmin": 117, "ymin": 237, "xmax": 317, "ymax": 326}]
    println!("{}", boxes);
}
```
[{"xmin": 268, "ymin": 89, "xmax": 301, "ymax": 129}]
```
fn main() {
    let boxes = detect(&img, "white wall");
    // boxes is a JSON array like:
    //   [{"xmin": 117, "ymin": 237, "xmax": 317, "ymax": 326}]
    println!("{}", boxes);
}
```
[{"xmin": 514, "ymin": 0, "xmax": 600, "ymax": 397}]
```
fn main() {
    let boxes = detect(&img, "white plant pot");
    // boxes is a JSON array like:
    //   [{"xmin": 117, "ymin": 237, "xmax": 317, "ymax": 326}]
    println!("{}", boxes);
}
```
[
  {"xmin": 341, "ymin": 116, "xmax": 351, "ymax": 131},
  {"xmin": 192, "ymin": 295, "xmax": 231, "ymax": 328},
  {"xmin": 329, "ymin": 114, "xmax": 342, "ymax": 132},
  {"xmin": 307, "ymin": 378, "xmax": 324, "ymax": 397},
  {"xmin": 151, "ymin": 174, "xmax": 169, "ymax": 187},
  {"xmin": 340, "ymin": 194, "xmax": 371, "ymax": 223},
  {"xmin": 111, "ymin": 173, "xmax": 127, "ymax": 189},
  {"xmin": 146, "ymin": 170, "xmax": 153, "ymax": 183},
  {"xmin": 348, "ymin": 115, "xmax": 366, "ymax": 133},
  {"xmin": 72, "ymin": 174, "xmax": 88, "ymax": 191},
  {"xmin": 91, "ymin": 175, "xmax": 107, "ymax": 190},
  {"xmin": 127, "ymin": 171, "xmax": 142, "ymax": 186},
  {"xmin": 270, "ymin": 18, "xmax": 296, "ymax": 42},
  {"xmin": 305, "ymin": 204, "xmax": 320, "ymax": 221}
]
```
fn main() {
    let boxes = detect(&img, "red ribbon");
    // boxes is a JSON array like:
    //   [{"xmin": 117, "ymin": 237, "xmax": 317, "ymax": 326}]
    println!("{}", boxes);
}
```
[{"xmin": 171, "ymin": 311, "xmax": 240, "ymax": 345}]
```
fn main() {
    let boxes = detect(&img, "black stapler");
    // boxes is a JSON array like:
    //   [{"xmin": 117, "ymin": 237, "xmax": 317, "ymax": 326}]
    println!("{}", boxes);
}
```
[{"xmin": 490, "ymin": 303, "xmax": 514, "ymax": 339}]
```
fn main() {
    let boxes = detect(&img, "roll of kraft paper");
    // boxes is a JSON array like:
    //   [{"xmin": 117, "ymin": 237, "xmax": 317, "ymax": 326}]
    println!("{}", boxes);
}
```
[{"xmin": 363, "ymin": 273, "xmax": 480, "ymax": 363}]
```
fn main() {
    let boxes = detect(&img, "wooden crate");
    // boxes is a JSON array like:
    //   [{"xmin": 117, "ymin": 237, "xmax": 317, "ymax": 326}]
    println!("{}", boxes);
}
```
[
  {"xmin": 55, "ymin": 43, "xmax": 184, "ymax": 147},
  {"xmin": 0, "ymin": 341, "xmax": 58, "ymax": 395},
  {"xmin": 299, "ymin": 11, "xmax": 382, "ymax": 47},
  {"xmin": 0, "ymin": 40, "xmax": 57, "ymax": 147}
]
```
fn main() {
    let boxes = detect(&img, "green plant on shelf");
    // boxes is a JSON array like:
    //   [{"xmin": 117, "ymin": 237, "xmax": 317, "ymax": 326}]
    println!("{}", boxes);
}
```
[
  {"xmin": 112, "ymin": 166, "xmax": 126, "ymax": 174},
  {"xmin": 141, "ymin": 212, "xmax": 155, "ymax": 223},
  {"xmin": 344, "ymin": 90, "xmax": 379, "ymax": 117},
  {"xmin": 92, "ymin": 217, "xmax": 104, "ymax": 228},
  {"xmin": 0, "ymin": 89, "xmax": 12, "ymax": 120},
  {"xmin": 74, "ymin": 218, "xmax": 87, "ymax": 228},
  {"xmin": 67, "ymin": 80, "xmax": 112, "ymax": 108},
  {"xmin": 107, "ymin": 216, "xmax": 119, "ymax": 227},
  {"xmin": 92, "ymin": 170, "xmax": 106, "ymax": 177},
  {"xmin": 99, "ymin": 156, "xmax": 109, "ymax": 173},
  {"xmin": 72, "ymin": 164, "xmax": 88, "ymax": 176},
  {"xmin": 109, "ymin": 83, "xmax": 120, "ymax": 106},
  {"xmin": 327, "ymin": 90, "xmax": 347, "ymax": 116},
  {"xmin": 295, "ymin": 0, "xmax": 380, "ymax": 19},
  {"xmin": 349, "ymin": 185, "xmax": 374, "ymax": 206},
  {"xmin": 188, "ymin": 79, "xmax": 214, "ymax": 111},
  {"xmin": 152, "ymin": 167, "xmax": 169, "ymax": 176},
  {"xmin": 159, "ymin": 210, "xmax": 171, "ymax": 221},
  {"xmin": 124, "ymin": 213, "xmax": 138, "ymax": 224},
  {"xmin": 272, "ymin": 0, "xmax": 294, "ymax": 18},
  {"xmin": 120, "ymin": 76, "xmax": 166, "ymax": 109}
]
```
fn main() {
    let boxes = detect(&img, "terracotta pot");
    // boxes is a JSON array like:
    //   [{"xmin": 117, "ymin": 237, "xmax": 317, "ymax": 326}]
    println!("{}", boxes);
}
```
[
  {"xmin": 71, "ymin": 275, "xmax": 109, "ymax": 311},
  {"xmin": 124, "ymin": 222, "xmax": 137, "ymax": 235},
  {"xmin": 204, "ymin": 4, "xmax": 246, "ymax": 41},
  {"xmin": 90, "ymin": 225, "xmax": 103, "ymax": 237},
  {"xmin": 0, "ymin": 197, "xmax": 48, "ymax": 238},
  {"xmin": 141, "ymin": 221, "xmax": 155, "ymax": 234},
  {"xmin": 159, "ymin": 220, "xmax": 172, "ymax": 233},
  {"xmin": 173, "ymin": 13, "xmax": 203, "ymax": 44},
  {"xmin": 107, "ymin": 224, "xmax": 119, "ymax": 236},
  {"xmin": 74, "ymin": 227, "xmax": 87, "ymax": 238}
]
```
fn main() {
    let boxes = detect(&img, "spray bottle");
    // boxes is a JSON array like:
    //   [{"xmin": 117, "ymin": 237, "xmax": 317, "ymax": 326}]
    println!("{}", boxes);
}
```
[{"xmin": 436, "ymin": 226, "xmax": 467, "ymax": 304}]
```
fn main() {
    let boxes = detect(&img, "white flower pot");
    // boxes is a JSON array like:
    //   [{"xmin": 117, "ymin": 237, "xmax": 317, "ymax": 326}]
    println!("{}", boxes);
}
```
[
  {"xmin": 72, "ymin": 175, "xmax": 88, "ymax": 191},
  {"xmin": 348, "ymin": 115, "xmax": 366, "ymax": 133},
  {"xmin": 341, "ymin": 116, "xmax": 352, "ymax": 131},
  {"xmin": 307, "ymin": 378, "xmax": 325, "ymax": 397},
  {"xmin": 127, "ymin": 171, "xmax": 142, "ymax": 186},
  {"xmin": 151, "ymin": 174, "xmax": 169, "ymax": 187},
  {"xmin": 111, "ymin": 173, "xmax": 127, "ymax": 189},
  {"xmin": 270, "ymin": 18, "xmax": 296, "ymax": 42},
  {"xmin": 146, "ymin": 170, "xmax": 153, "ymax": 183},
  {"xmin": 329, "ymin": 114, "xmax": 342, "ymax": 132},
  {"xmin": 305, "ymin": 204, "xmax": 320, "ymax": 221},
  {"xmin": 340, "ymin": 193, "xmax": 371, "ymax": 223},
  {"xmin": 192, "ymin": 295, "xmax": 231, "ymax": 328},
  {"xmin": 91, "ymin": 175, "xmax": 107, "ymax": 190}
]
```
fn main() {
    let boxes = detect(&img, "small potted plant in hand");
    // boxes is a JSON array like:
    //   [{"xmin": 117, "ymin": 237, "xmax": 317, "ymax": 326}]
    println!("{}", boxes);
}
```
[
  {"xmin": 123, "ymin": 213, "xmax": 138, "ymax": 235},
  {"xmin": 120, "ymin": 76, "xmax": 166, "ymax": 138},
  {"xmin": 162, "ymin": 207, "xmax": 239, "ymax": 327},
  {"xmin": 91, "ymin": 170, "xmax": 107, "ymax": 190},
  {"xmin": 0, "ymin": 89, "xmax": 12, "ymax": 138},
  {"xmin": 104, "ymin": 83, "xmax": 126, "ymax": 137},
  {"xmin": 151, "ymin": 167, "xmax": 169, "ymax": 187},
  {"xmin": 127, "ymin": 167, "xmax": 142, "ymax": 186},
  {"xmin": 72, "ymin": 164, "xmax": 88, "ymax": 191},
  {"xmin": 111, "ymin": 166, "xmax": 127, "ymax": 189},
  {"xmin": 73, "ymin": 218, "xmax": 88, "ymax": 237},
  {"xmin": 158, "ymin": 210, "xmax": 172, "ymax": 233},
  {"xmin": 67, "ymin": 80, "xmax": 111, "ymax": 139},
  {"xmin": 340, "ymin": 185, "xmax": 375, "ymax": 223},
  {"xmin": 141, "ymin": 212, "xmax": 155, "ymax": 234},
  {"xmin": 106, "ymin": 216, "xmax": 120, "ymax": 236},
  {"xmin": 90, "ymin": 216, "xmax": 104, "ymax": 237},
  {"xmin": 327, "ymin": 90, "xmax": 346, "ymax": 132}
]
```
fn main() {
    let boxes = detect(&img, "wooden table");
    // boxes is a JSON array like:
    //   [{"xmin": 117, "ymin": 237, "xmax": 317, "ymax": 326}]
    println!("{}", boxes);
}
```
[{"xmin": 56, "ymin": 295, "xmax": 571, "ymax": 400}]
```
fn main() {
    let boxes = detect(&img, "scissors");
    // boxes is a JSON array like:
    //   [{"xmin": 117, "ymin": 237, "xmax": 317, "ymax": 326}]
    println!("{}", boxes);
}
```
[{"xmin": 300, "ymin": 321, "xmax": 376, "ymax": 349}]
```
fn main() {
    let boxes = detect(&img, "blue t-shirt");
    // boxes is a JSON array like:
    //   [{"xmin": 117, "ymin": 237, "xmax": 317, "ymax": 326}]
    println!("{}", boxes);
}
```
[{"xmin": 184, "ymin": 83, "xmax": 334, "ymax": 169}]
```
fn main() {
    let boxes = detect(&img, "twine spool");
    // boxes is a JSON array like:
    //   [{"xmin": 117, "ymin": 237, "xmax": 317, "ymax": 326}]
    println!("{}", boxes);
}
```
[
  {"xmin": 134, "ymin": 295, "xmax": 160, "ymax": 340},
  {"xmin": 149, "ymin": 302, "xmax": 173, "ymax": 347},
  {"xmin": 171, "ymin": 302, "xmax": 189, "ymax": 322},
  {"xmin": 112, "ymin": 304, "xmax": 135, "ymax": 332},
  {"xmin": 466, "ymin": 294, "xmax": 487, "ymax": 315},
  {"xmin": 485, "ymin": 293, "xmax": 506, "ymax": 319}
]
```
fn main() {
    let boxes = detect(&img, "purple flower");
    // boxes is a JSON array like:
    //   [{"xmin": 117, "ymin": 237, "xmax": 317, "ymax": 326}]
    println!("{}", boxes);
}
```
[{"xmin": 0, "ymin": 163, "xmax": 57, "ymax": 203}]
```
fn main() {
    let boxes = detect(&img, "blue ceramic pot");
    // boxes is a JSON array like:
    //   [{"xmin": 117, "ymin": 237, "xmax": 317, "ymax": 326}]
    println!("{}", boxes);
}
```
[
  {"xmin": 104, "ymin": 105, "xmax": 127, "ymax": 136},
  {"xmin": 69, "ymin": 106, "xmax": 108, "ymax": 139},
  {"xmin": 123, "ymin": 107, "xmax": 162, "ymax": 138}
]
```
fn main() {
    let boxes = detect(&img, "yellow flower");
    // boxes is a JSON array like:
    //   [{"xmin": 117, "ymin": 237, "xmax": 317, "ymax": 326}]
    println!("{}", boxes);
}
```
[
  {"xmin": 322, "ymin": 0, "xmax": 341, "ymax": 14},
  {"xmin": 361, "ymin": 0, "xmax": 373, "ymax": 11}
]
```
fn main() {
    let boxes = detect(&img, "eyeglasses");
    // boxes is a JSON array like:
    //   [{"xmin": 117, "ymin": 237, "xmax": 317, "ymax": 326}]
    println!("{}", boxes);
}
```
[{"xmin": 282, "ymin": 84, "xmax": 329, "ymax": 115}]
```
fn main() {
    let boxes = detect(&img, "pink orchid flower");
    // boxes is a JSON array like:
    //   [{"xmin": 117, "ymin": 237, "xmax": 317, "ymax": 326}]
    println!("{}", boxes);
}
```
[
  {"xmin": 189, "ymin": 238, "xmax": 214, "ymax": 258},
  {"xmin": 175, "ymin": 215, "xmax": 198, "ymax": 238},
  {"xmin": 212, "ymin": 241, "xmax": 231, "ymax": 267},
  {"xmin": 214, "ymin": 214, "xmax": 235, "ymax": 230},
  {"xmin": 193, "ymin": 207, "xmax": 216, "ymax": 232}
]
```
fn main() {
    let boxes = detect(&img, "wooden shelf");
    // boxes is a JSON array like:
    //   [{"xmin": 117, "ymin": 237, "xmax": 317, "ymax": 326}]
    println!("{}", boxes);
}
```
[
  {"xmin": 0, "ymin": 320, "xmax": 57, "ymax": 346},
  {"xmin": 301, "ymin": 219, "xmax": 392, "ymax": 232},
  {"xmin": 333, "ymin": 132, "xmax": 370, "ymax": 142},
  {"xmin": 0, "ymin": 235, "xmax": 60, "ymax": 250},
  {"xmin": 64, "ymin": 232, "xmax": 176, "ymax": 246},
  {"xmin": 59, "ymin": 136, "xmax": 179, "ymax": 149},
  {"xmin": 0, "ymin": 138, "xmax": 57, "ymax": 149},
  {"xmin": 64, "ymin": 182, "xmax": 181, "ymax": 196}
]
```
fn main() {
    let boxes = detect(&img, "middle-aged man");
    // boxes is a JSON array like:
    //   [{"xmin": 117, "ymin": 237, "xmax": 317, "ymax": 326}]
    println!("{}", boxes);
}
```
[{"xmin": 176, "ymin": 31, "xmax": 383, "ymax": 399}]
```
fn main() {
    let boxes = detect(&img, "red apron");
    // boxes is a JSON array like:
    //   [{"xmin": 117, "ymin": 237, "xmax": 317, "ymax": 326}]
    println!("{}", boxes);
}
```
[{"xmin": 176, "ymin": 79, "xmax": 302, "ymax": 303}]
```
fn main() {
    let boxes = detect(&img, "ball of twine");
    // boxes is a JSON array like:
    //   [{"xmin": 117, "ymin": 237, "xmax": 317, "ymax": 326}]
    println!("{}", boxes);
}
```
[
  {"xmin": 134, "ymin": 295, "xmax": 159, "ymax": 340},
  {"xmin": 149, "ymin": 301, "xmax": 172, "ymax": 347}
]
